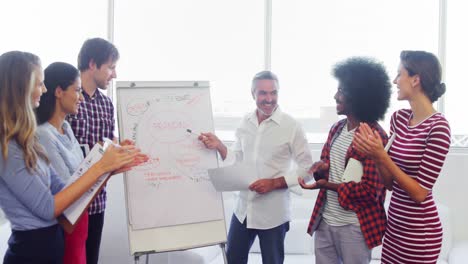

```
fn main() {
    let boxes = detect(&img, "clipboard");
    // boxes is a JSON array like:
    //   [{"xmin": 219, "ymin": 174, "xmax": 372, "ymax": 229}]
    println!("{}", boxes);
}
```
[
  {"xmin": 342, "ymin": 133, "xmax": 396, "ymax": 183},
  {"xmin": 59, "ymin": 143, "xmax": 111, "ymax": 233},
  {"xmin": 58, "ymin": 178, "xmax": 109, "ymax": 234},
  {"xmin": 79, "ymin": 144, "xmax": 90, "ymax": 156}
]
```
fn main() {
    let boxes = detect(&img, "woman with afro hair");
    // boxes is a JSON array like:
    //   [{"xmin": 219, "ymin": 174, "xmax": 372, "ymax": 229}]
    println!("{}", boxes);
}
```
[{"xmin": 300, "ymin": 57, "xmax": 392, "ymax": 263}]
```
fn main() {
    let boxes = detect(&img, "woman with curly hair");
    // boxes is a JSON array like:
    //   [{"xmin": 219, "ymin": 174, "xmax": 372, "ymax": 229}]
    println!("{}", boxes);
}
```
[
  {"xmin": 354, "ymin": 50, "xmax": 450, "ymax": 263},
  {"xmin": 300, "ymin": 57, "xmax": 392, "ymax": 263}
]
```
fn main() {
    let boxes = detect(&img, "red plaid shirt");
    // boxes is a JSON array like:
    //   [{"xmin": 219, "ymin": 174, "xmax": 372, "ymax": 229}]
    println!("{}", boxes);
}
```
[
  {"xmin": 67, "ymin": 89, "xmax": 115, "ymax": 215},
  {"xmin": 307, "ymin": 119, "xmax": 388, "ymax": 249}
]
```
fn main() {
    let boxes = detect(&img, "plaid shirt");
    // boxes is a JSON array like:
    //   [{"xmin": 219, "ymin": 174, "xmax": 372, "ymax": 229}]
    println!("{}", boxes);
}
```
[
  {"xmin": 67, "ymin": 89, "xmax": 115, "ymax": 215},
  {"xmin": 307, "ymin": 119, "xmax": 388, "ymax": 249}
]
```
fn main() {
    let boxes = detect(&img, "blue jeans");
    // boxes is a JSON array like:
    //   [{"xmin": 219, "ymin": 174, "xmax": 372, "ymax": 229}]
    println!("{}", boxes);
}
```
[{"xmin": 226, "ymin": 215, "xmax": 289, "ymax": 264}]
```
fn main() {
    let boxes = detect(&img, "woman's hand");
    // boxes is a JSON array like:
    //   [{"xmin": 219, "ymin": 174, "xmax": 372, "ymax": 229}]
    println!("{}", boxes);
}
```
[
  {"xmin": 353, "ymin": 123, "xmax": 385, "ymax": 160},
  {"xmin": 120, "ymin": 138, "xmax": 135, "ymax": 146},
  {"xmin": 298, "ymin": 177, "xmax": 327, "ymax": 190},
  {"xmin": 96, "ymin": 144, "xmax": 148, "ymax": 175},
  {"xmin": 308, "ymin": 160, "xmax": 329, "ymax": 181},
  {"xmin": 308, "ymin": 160, "xmax": 329, "ymax": 174},
  {"xmin": 113, "ymin": 138, "xmax": 149, "ymax": 174}
]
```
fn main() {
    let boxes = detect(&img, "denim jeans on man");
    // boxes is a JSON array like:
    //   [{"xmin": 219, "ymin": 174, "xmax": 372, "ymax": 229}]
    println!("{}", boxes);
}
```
[{"xmin": 226, "ymin": 215, "xmax": 290, "ymax": 264}]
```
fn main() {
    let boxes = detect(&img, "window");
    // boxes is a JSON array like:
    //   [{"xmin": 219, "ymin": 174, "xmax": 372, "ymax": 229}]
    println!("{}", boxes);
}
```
[
  {"xmin": 114, "ymin": 0, "xmax": 264, "ymax": 140},
  {"xmin": 0, "ymin": 0, "xmax": 107, "ymax": 67},
  {"xmin": 0, "ymin": 0, "xmax": 108, "ymax": 224},
  {"xmin": 0, "ymin": 0, "xmax": 462, "ymax": 146},
  {"xmin": 445, "ymin": 1, "xmax": 468, "ymax": 147},
  {"xmin": 271, "ymin": 0, "xmax": 439, "ymax": 142}
]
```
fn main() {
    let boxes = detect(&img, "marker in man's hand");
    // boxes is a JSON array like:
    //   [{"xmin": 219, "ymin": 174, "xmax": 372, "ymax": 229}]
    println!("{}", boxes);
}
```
[{"xmin": 186, "ymin": 128, "xmax": 202, "ymax": 137}]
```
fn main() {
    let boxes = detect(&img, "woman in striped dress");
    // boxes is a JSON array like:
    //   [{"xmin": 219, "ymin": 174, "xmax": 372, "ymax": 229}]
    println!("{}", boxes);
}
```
[{"xmin": 353, "ymin": 50, "xmax": 451, "ymax": 264}]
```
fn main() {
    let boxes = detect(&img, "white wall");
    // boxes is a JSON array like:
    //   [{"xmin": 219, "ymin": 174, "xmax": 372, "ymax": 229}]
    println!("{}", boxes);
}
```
[
  {"xmin": 433, "ymin": 150, "xmax": 468, "ymax": 244},
  {"xmin": 100, "ymin": 176, "xmax": 134, "ymax": 263}
]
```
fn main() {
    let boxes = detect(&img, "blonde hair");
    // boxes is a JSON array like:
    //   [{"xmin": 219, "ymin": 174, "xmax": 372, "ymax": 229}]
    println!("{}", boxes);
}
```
[{"xmin": 0, "ymin": 51, "xmax": 48, "ymax": 171}]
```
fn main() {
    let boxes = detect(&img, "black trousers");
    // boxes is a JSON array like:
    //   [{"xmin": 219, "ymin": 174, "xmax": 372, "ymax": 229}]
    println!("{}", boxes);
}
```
[
  {"xmin": 86, "ymin": 212, "xmax": 105, "ymax": 264},
  {"xmin": 3, "ymin": 224, "xmax": 64, "ymax": 264}
]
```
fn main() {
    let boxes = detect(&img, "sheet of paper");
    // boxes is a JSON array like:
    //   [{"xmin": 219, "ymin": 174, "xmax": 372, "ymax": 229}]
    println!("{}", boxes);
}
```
[
  {"xmin": 63, "ymin": 144, "xmax": 110, "ymax": 224},
  {"xmin": 385, "ymin": 133, "xmax": 397, "ymax": 151},
  {"xmin": 342, "ymin": 133, "xmax": 397, "ymax": 183},
  {"xmin": 341, "ymin": 158, "xmax": 364, "ymax": 182},
  {"xmin": 207, "ymin": 163, "xmax": 257, "ymax": 191}
]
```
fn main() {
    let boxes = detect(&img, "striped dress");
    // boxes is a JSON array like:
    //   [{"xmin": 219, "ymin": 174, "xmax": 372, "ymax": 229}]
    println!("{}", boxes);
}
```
[{"xmin": 382, "ymin": 109, "xmax": 451, "ymax": 264}]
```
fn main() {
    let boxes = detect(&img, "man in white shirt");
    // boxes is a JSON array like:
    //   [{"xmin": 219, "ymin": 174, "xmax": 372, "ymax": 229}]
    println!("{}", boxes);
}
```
[{"xmin": 199, "ymin": 71, "xmax": 312, "ymax": 264}]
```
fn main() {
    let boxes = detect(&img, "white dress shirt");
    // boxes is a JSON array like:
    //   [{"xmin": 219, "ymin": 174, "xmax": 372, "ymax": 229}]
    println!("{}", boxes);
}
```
[{"xmin": 224, "ymin": 107, "xmax": 312, "ymax": 229}]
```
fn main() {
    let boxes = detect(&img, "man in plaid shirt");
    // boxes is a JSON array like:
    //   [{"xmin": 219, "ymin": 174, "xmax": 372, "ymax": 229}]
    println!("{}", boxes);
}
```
[
  {"xmin": 299, "ymin": 57, "xmax": 391, "ymax": 263},
  {"xmin": 68, "ymin": 38, "xmax": 119, "ymax": 264}
]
